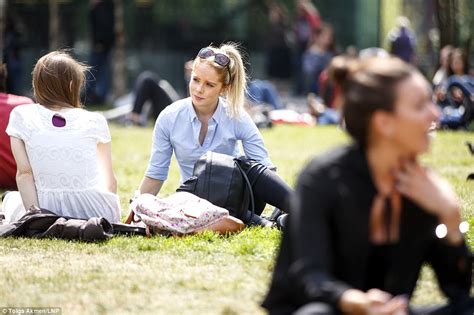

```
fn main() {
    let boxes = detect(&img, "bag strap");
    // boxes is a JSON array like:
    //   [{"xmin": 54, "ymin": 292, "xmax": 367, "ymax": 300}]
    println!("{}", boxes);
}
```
[
  {"xmin": 124, "ymin": 210, "xmax": 152, "ymax": 237},
  {"xmin": 124, "ymin": 209, "xmax": 142, "ymax": 225},
  {"xmin": 235, "ymin": 160, "xmax": 255, "ymax": 223},
  {"xmin": 124, "ymin": 210, "xmax": 135, "ymax": 224}
]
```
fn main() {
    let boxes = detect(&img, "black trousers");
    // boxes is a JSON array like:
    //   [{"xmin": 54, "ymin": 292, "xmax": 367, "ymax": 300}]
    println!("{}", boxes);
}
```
[
  {"xmin": 132, "ymin": 71, "xmax": 175, "ymax": 119},
  {"xmin": 244, "ymin": 162, "xmax": 293, "ymax": 216}
]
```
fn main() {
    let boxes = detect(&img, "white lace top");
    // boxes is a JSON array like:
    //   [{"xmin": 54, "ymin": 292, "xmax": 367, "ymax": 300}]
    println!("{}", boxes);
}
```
[{"xmin": 6, "ymin": 104, "xmax": 121, "ymax": 223}]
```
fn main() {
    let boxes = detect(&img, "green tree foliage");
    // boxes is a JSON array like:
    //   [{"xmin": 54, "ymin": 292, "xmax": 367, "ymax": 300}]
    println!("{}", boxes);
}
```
[{"xmin": 153, "ymin": 0, "xmax": 225, "ymax": 28}]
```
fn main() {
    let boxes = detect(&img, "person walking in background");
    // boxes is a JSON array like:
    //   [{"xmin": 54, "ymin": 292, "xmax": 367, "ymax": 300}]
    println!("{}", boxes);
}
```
[
  {"xmin": 387, "ymin": 16, "xmax": 416, "ymax": 64},
  {"xmin": 265, "ymin": 1, "xmax": 292, "ymax": 80},
  {"xmin": 263, "ymin": 57, "xmax": 472, "ymax": 314},
  {"xmin": 86, "ymin": 0, "xmax": 115, "ymax": 104},
  {"xmin": 0, "ymin": 64, "xmax": 33, "ymax": 190},
  {"xmin": 292, "ymin": 0, "xmax": 321, "ymax": 95},
  {"xmin": 138, "ymin": 43, "xmax": 293, "ymax": 227},
  {"xmin": 302, "ymin": 23, "xmax": 335, "ymax": 95},
  {"xmin": 2, "ymin": 51, "xmax": 121, "ymax": 224},
  {"xmin": 3, "ymin": 17, "xmax": 24, "ymax": 95}
]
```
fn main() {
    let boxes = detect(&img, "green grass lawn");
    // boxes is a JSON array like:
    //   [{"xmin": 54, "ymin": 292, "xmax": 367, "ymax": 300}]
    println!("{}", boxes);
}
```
[{"xmin": 0, "ymin": 124, "xmax": 473, "ymax": 314}]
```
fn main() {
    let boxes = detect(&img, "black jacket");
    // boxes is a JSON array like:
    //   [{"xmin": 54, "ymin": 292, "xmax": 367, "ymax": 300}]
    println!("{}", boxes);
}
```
[
  {"xmin": 262, "ymin": 144, "xmax": 472, "ymax": 313},
  {"xmin": 0, "ymin": 209, "xmax": 147, "ymax": 241},
  {"xmin": 0, "ymin": 208, "xmax": 113, "ymax": 241}
]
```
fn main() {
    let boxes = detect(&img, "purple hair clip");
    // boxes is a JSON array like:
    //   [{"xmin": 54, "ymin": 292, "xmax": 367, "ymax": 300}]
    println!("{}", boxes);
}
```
[{"xmin": 52, "ymin": 114, "xmax": 66, "ymax": 127}]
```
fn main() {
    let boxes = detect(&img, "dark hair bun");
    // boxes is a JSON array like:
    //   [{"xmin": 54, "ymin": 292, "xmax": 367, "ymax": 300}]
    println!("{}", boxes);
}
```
[{"xmin": 330, "ymin": 56, "xmax": 359, "ymax": 86}]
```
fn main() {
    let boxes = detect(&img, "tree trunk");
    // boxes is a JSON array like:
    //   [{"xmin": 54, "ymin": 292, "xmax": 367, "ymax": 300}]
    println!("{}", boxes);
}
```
[
  {"xmin": 112, "ymin": 0, "xmax": 127, "ymax": 99},
  {"xmin": 49, "ymin": 0, "xmax": 60, "ymax": 50},
  {"xmin": 0, "ymin": 0, "xmax": 6, "ymax": 63},
  {"xmin": 435, "ymin": 0, "xmax": 458, "ymax": 47}
]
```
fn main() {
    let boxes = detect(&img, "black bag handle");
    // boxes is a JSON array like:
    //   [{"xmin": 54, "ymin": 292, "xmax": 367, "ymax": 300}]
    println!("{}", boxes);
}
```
[{"xmin": 234, "ymin": 159, "xmax": 255, "ymax": 223}]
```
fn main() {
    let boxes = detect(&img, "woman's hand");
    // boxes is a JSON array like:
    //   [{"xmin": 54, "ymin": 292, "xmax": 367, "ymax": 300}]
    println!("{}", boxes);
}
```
[
  {"xmin": 339, "ymin": 288, "xmax": 408, "ymax": 315},
  {"xmin": 394, "ymin": 160, "xmax": 462, "ymax": 244}
]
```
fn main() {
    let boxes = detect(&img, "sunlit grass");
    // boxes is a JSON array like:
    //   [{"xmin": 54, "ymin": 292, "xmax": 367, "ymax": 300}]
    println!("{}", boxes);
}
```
[{"xmin": 0, "ymin": 124, "xmax": 472, "ymax": 314}]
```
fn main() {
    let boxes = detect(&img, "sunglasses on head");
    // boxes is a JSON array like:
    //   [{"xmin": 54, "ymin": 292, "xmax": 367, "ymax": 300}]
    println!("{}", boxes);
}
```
[
  {"xmin": 197, "ymin": 47, "xmax": 233, "ymax": 84},
  {"xmin": 197, "ymin": 47, "xmax": 231, "ymax": 67}
]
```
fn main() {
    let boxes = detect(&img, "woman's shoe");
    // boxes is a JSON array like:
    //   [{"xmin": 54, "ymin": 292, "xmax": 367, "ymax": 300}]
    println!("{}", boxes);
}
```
[
  {"xmin": 275, "ymin": 214, "xmax": 288, "ymax": 230},
  {"xmin": 267, "ymin": 207, "xmax": 283, "ymax": 221},
  {"xmin": 247, "ymin": 212, "xmax": 276, "ymax": 228}
]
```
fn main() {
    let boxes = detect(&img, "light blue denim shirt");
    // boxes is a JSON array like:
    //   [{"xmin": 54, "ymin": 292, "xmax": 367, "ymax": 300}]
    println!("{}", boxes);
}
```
[{"xmin": 145, "ymin": 97, "xmax": 273, "ymax": 183}]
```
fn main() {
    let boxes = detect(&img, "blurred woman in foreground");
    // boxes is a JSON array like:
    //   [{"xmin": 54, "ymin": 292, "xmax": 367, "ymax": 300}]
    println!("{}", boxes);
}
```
[{"xmin": 263, "ymin": 57, "xmax": 472, "ymax": 315}]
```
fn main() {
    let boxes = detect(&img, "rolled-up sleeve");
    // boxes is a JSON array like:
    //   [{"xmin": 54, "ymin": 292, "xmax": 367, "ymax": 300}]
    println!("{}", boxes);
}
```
[{"xmin": 145, "ymin": 112, "xmax": 173, "ymax": 181}]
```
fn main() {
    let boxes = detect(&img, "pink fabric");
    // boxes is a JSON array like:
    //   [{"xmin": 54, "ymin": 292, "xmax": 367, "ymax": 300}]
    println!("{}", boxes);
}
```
[
  {"xmin": 0, "ymin": 93, "xmax": 34, "ymax": 189},
  {"xmin": 131, "ymin": 192, "xmax": 229, "ymax": 235}
]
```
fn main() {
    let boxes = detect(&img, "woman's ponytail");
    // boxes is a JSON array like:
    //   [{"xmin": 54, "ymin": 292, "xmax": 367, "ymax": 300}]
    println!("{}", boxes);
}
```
[{"xmin": 220, "ymin": 42, "xmax": 248, "ymax": 118}]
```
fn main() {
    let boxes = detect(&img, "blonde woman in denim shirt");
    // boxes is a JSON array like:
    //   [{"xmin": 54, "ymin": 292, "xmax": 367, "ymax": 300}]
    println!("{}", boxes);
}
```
[{"xmin": 138, "ymin": 43, "xmax": 293, "ymax": 226}]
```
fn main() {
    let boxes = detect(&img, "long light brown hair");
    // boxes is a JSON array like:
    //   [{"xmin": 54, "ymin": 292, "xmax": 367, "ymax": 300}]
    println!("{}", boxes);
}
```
[{"xmin": 32, "ymin": 51, "xmax": 89, "ymax": 108}]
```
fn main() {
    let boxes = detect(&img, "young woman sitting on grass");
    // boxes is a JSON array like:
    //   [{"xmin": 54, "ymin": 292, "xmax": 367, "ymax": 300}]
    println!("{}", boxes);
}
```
[
  {"xmin": 138, "ymin": 42, "xmax": 293, "ymax": 228},
  {"xmin": 262, "ymin": 57, "xmax": 473, "ymax": 315},
  {"xmin": 2, "ymin": 51, "xmax": 121, "ymax": 223}
]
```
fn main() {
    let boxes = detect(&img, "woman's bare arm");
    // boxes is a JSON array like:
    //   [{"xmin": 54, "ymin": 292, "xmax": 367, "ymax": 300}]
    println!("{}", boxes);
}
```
[{"xmin": 10, "ymin": 137, "xmax": 39, "ymax": 210}]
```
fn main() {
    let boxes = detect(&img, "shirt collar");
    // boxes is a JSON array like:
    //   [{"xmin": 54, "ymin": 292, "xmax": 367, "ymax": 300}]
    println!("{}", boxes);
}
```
[{"xmin": 187, "ymin": 97, "xmax": 226, "ymax": 124}]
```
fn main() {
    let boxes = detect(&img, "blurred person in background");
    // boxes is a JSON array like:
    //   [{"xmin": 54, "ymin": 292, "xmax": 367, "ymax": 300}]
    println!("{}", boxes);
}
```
[
  {"xmin": 86, "ymin": 0, "xmax": 115, "ymax": 104},
  {"xmin": 124, "ymin": 71, "xmax": 180, "ymax": 126},
  {"xmin": 302, "ymin": 23, "xmax": 335, "ymax": 95},
  {"xmin": 292, "ymin": 0, "xmax": 321, "ymax": 95},
  {"xmin": 3, "ymin": 17, "xmax": 24, "ymax": 95},
  {"xmin": 387, "ymin": 16, "xmax": 416, "ymax": 64},
  {"xmin": 0, "ymin": 64, "xmax": 33, "ymax": 190},
  {"xmin": 432, "ymin": 45, "xmax": 453, "ymax": 88},
  {"xmin": 435, "ymin": 48, "xmax": 473, "ymax": 129},
  {"xmin": 265, "ymin": 1, "xmax": 292, "ymax": 80}
]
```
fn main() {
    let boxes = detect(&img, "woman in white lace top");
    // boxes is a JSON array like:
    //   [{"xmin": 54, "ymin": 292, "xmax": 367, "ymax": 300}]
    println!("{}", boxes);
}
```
[{"xmin": 2, "ymin": 51, "xmax": 121, "ymax": 223}]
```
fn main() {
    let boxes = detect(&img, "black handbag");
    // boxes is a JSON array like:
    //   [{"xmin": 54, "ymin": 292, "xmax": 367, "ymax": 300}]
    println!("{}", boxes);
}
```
[{"xmin": 177, "ymin": 152, "xmax": 262, "ymax": 223}]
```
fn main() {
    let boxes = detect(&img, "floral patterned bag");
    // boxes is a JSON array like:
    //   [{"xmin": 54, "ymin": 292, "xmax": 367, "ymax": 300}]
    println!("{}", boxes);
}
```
[{"xmin": 126, "ymin": 192, "xmax": 229, "ymax": 235}]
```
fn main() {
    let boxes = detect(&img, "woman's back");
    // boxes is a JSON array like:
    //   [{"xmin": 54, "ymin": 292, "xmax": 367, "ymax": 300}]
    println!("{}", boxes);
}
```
[{"xmin": 7, "ymin": 103, "xmax": 120, "ymax": 222}]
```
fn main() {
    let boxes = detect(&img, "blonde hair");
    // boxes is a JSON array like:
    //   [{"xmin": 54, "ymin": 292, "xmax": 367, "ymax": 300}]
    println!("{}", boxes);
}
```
[
  {"xmin": 193, "ymin": 42, "xmax": 248, "ymax": 118},
  {"xmin": 32, "ymin": 51, "xmax": 89, "ymax": 108}
]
